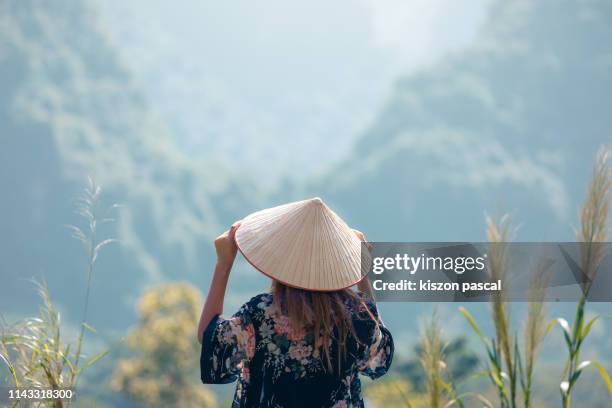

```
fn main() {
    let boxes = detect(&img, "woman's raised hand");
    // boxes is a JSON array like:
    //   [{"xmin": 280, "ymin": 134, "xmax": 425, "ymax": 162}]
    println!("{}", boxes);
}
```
[
  {"xmin": 214, "ymin": 221, "xmax": 242, "ymax": 268},
  {"xmin": 200, "ymin": 220, "xmax": 242, "ymax": 342}
]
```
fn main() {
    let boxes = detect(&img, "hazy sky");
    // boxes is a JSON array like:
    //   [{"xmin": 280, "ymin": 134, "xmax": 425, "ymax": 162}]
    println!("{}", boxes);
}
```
[
  {"xmin": 98, "ymin": 0, "xmax": 490, "ymax": 178},
  {"xmin": 365, "ymin": 0, "xmax": 490, "ymax": 68}
]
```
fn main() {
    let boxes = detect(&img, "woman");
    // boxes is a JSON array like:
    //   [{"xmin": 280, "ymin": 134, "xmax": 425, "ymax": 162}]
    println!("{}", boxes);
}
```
[{"xmin": 197, "ymin": 198, "xmax": 393, "ymax": 407}]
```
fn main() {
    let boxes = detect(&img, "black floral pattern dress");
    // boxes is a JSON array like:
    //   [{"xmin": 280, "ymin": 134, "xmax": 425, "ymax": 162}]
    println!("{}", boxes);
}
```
[{"xmin": 200, "ymin": 292, "xmax": 394, "ymax": 408}]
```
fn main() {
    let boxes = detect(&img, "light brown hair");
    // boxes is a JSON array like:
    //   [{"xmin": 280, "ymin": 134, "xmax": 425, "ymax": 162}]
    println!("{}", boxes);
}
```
[{"xmin": 270, "ymin": 281, "xmax": 377, "ymax": 374}]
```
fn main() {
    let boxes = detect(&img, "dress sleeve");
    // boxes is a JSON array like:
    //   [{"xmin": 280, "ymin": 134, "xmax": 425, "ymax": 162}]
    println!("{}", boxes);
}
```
[
  {"xmin": 354, "ymin": 298, "xmax": 394, "ymax": 380},
  {"xmin": 200, "ymin": 302, "xmax": 256, "ymax": 384}
]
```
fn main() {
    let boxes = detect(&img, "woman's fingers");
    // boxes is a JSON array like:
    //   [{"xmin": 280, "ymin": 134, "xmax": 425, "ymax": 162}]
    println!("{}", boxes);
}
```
[
  {"xmin": 229, "ymin": 220, "xmax": 242, "ymax": 241},
  {"xmin": 352, "ymin": 229, "xmax": 365, "ymax": 241},
  {"xmin": 353, "ymin": 228, "xmax": 373, "ymax": 251},
  {"xmin": 215, "ymin": 220, "xmax": 242, "ymax": 244},
  {"xmin": 214, "ymin": 221, "xmax": 243, "ymax": 266},
  {"xmin": 215, "ymin": 239, "xmax": 237, "ymax": 267}
]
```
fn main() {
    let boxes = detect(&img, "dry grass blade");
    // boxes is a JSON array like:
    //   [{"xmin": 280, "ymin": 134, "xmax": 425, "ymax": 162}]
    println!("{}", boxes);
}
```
[
  {"xmin": 525, "ymin": 269, "xmax": 547, "ymax": 374},
  {"xmin": 521, "ymin": 257, "xmax": 550, "ymax": 407},
  {"xmin": 70, "ymin": 178, "xmax": 119, "ymax": 388},
  {"xmin": 393, "ymin": 382, "xmax": 415, "ymax": 408},
  {"xmin": 0, "ymin": 280, "xmax": 66, "ymax": 405},
  {"xmin": 486, "ymin": 215, "xmax": 516, "ymax": 407},
  {"xmin": 420, "ymin": 309, "xmax": 445, "ymax": 408}
]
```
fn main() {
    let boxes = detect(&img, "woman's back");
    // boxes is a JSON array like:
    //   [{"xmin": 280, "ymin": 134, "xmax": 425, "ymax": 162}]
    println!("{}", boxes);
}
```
[{"xmin": 201, "ymin": 291, "xmax": 394, "ymax": 408}]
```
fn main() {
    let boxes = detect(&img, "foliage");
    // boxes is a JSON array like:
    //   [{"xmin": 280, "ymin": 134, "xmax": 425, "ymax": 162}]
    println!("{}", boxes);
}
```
[
  {"xmin": 419, "ymin": 310, "xmax": 463, "ymax": 408},
  {"xmin": 365, "ymin": 378, "xmax": 425, "ymax": 408},
  {"xmin": 459, "ymin": 215, "xmax": 518, "ymax": 408},
  {"xmin": 459, "ymin": 148, "xmax": 612, "ymax": 408},
  {"xmin": 111, "ymin": 282, "xmax": 216, "ymax": 407},
  {"xmin": 0, "ymin": 179, "xmax": 116, "ymax": 407},
  {"xmin": 396, "ymin": 336, "xmax": 478, "ymax": 394},
  {"xmin": 1, "ymin": 281, "xmax": 72, "ymax": 408},
  {"xmin": 460, "ymin": 215, "xmax": 552, "ymax": 408},
  {"xmin": 375, "ymin": 311, "xmax": 479, "ymax": 408}
]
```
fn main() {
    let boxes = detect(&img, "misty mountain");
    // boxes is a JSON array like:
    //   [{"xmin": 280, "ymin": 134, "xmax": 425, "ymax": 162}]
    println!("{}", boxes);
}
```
[
  {"xmin": 315, "ymin": 0, "xmax": 611, "ymax": 242},
  {"xmin": 301, "ymin": 0, "xmax": 612, "ymax": 365},
  {"xmin": 0, "ymin": 0, "xmax": 260, "ymax": 329}
]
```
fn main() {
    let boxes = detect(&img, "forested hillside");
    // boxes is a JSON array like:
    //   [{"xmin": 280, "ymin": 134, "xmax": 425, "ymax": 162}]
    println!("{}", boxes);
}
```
[
  {"xmin": 316, "ymin": 0, "xmax": 612, "ymax": 242},
  {"xmin": 0, "ymin": 0, "xmax": 259, "ymax": 329}
]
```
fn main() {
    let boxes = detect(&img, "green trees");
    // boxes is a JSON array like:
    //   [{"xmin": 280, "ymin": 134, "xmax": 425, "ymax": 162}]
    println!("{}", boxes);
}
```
[{"xmin": 112, "ymin": 283, "xmax": 216, "ymax": 407}]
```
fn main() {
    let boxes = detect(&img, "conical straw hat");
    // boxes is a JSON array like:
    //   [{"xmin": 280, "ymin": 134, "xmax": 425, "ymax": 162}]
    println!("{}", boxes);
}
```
[{"xmin": 235, "ymin": 197, "xmax": 369, "ymax": 291}]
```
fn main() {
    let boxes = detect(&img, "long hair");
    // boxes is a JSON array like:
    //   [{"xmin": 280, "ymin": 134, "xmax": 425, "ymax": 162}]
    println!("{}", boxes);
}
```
[{"xmin": 270, "ymin": 280, "xmax": 377, "ymax": 374}]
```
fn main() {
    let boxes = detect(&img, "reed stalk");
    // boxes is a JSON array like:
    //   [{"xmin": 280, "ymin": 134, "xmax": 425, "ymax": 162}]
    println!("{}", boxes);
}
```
[
  {"xmin": 486, "ymin": 215, "xmax": 516, "ymax": 408},
  {"xmin": 420, "ymin": 310, "xmax": 445, "ymax": 408},
  {"xmin": 461, "ymin": 215, "xmax": 551, "ymax": 408},
  {"xmin": 418, "ymin": 310, "xmax": 467, "ymax": 408},
  {"xmin": 559, "ymin": 147, "xmax": 611, "ymax": 408},
  {"xmin": 519, "ymin": 257, "xmax": 550, "ymax": 408}
]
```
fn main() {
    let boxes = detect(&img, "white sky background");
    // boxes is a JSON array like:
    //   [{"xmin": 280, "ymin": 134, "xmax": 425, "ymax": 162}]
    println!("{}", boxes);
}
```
[
  {"xmin": 365, "ymin": 0, "xmax": 491, "ymax": 68},
  {"xmin": 97, "ymin": 0, "xmax": 491, "ymax": 179}
]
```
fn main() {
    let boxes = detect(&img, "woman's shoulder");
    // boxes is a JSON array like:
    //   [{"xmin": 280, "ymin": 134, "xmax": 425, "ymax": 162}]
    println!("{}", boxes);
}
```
[
  {"xmin": 239, "ymin": 292, "xmax": 274, "ymax": 315},
  {"xmin": 245, "ymin": 292, "xmax": 273, "ymax": 306}
]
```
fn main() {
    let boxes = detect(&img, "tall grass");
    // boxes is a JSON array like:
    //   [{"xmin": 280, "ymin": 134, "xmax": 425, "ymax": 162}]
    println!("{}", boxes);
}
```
[
  {"xmin": 68, "ymin": 177, "xmax": 118, "ymax": 387},
  {"xmin": 0, "ymin": 178, "xmax": 117, "ymax": 407},
  {"xmin": 0, "ymin": 281, "xmax": 67, "ymax": 408},
  {"xmin": 460, "ymin": 215, "xmax": 553, "ymax": 408},
  {"xmin": 519, "ymin": 258, "xmax": 550, "ymax": 408},
  {"xmin": 486, "ymin": 215, "xmax": 516, "ymax": 407},
  {"xmin": 417, "ymin": 310, "xmax": 469, "ymax": 408},
  {"xmin": 420, "ymin": 310, "xmax": 445, "ymax": 408},
  {"xmin": 458, "ymin": 147, "xmax": 612, "ymax": 408},
  {"xmin": 557, "ymin": 147, "xmax": 612, "ymax": 407},
  {"xmin": 460, "ymin": 215, "xmax": 518, "ymax": 408}
]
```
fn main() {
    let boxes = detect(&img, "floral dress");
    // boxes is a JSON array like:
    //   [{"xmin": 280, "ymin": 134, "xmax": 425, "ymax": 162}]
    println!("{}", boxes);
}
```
[{"xmin": 200, "ymin": 292, "xmax": 394, "ymax": 407}]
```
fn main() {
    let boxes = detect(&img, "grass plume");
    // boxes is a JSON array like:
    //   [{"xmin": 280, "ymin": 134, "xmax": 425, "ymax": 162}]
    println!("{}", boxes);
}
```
[
  {"xmin": 486, "ymin": 214, "xmax": 517, "ymax": 408},
  {"xmin": 418, "ymin": 310, "xmax": 467, "ymax": 408},
  {"xmin": 68, "ymin": 177, "xmax": 118, "ymax": 387},
  {"xmin": 420, "ymin": 310, "xmax": 445, "ymax": 408},
  {"xmin": 0, "ymin": 178, "xmax": 117, "ymax": 407},
  {"xmin": 462, "ymin": 216, "xmax": 552, "ymax": 408},
  {"xmin": 520, "ymin": 257, "xmax": 550, "ymax": 407},
  {"xmin": 559, "ymin": 147, "xmax": 611, "ymax": 407}
]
